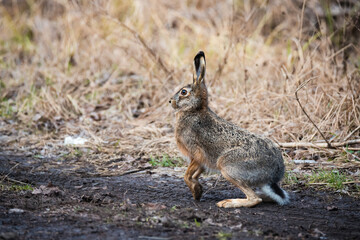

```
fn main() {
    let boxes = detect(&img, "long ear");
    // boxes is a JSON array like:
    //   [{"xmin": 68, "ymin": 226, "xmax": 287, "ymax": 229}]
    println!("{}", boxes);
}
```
[{"xmin": 193, "ymin": 51, "xmax": 206, "ymax": 85}]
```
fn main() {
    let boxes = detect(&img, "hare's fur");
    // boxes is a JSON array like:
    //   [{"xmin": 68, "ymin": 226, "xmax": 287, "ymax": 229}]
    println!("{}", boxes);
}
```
[{"xmin": 170, "ymin": 51, "xmax": 289, "ymax": 208}]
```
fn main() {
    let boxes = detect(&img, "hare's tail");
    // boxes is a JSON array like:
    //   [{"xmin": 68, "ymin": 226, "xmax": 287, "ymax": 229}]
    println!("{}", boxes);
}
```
[{"xmin": 261, "ymin": 183, "xmax": 290, "ymax": 205}]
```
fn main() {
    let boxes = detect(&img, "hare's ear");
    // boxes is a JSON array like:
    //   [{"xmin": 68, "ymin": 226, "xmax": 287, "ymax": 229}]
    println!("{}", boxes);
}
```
[{"xmin": 193, "ymin": 51, "xmax": 206, "ymax": 85}]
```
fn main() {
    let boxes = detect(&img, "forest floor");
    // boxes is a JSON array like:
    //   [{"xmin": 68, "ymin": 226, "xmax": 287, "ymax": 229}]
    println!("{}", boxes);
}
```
[{"xmin": 1, "ymin": 153, "xmax": 360, "ymax": 240}]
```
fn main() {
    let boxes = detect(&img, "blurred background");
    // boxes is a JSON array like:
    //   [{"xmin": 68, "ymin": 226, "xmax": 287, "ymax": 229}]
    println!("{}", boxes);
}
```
[{"xmin": 0, "ymin": 0, "xmax": 359, "ymax": 165}]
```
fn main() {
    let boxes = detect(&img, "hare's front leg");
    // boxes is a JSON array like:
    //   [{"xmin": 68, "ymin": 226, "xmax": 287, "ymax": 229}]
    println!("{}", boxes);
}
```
[{"xmin": 184, "ymin": 160, "xmax": 204, "ymax": 200}]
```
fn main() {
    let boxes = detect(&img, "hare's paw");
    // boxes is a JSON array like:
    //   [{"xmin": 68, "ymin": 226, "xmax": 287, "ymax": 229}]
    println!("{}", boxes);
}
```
[
  {"xmin": 192, "ymin": 183, "xmax": 203, "ymax": 201},
  {"xmin": 217, "ymin": 198, "xmax": 262, "ymax": 208},
  {"xmin": 216, "ymin": 199, "xmax": 234, "ymax": 208}
]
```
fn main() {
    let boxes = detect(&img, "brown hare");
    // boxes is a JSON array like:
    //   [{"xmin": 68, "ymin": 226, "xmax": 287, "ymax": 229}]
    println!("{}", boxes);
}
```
[{"xmin": 169, "ymin": 51, "xmax": 289, "ymax": 208}]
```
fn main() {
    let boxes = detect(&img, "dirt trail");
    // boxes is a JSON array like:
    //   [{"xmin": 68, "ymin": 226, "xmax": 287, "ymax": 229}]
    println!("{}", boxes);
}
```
[{"xmin": 1, "ymin": 154, "xmax": 360, "ymax": 240}]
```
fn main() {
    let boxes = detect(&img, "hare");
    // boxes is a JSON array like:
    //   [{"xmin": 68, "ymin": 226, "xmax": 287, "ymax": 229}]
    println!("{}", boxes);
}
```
[{"xmin": 169, "ymin": 51, "xmax": 289, "ymax": 208}]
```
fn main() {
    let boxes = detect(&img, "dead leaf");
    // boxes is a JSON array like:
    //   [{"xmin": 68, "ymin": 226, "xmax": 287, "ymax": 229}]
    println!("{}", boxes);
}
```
[
  {"xmin": 142, "ymin": 203, "xmax": 167, "ymax": 211},
  {"xmin": 32, "ymin": 113, "xmax": 43, "ymax": 122},
  {"xmin": 32, "ymin": 185, "xmax": 63, "ymax": 196},
  {"xmin": 119, "ymin": 198, "xmax": 136, "ymax": 211},
  {"xmin": 90, "ymin": 112, "xmax": 102, "ymax": 121},
  {"xmin": 326, "ymin": 205, "xmax": 338, "ymax": 211}
]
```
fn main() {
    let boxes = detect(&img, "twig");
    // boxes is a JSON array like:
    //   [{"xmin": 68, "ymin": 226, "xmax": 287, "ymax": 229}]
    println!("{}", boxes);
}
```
[
  {"xmin": 243, "ymin": 47, "xmax": 248, "ymax": 98},
  {"xmin": 210, "ymin": 1, "xmax": 236, "ymax": 87},
  {"xmin": 0, "ymin": 163, "xmax": 19, "ymax": 182},
  {"xmin": 211, "ymin": 42, "xmax": 231, "ymax": 87},
  {"xmin": 344, "ymin": 126, "xmax": 360, "ymax": 141},
  {"xmin": 343, "ymin": 181, "xmax": 360, "ymax": 185},
  {"xmin": 192, "ymin": 201, "xmax": 200, "ymax": 209},
  {"xmin": 295, "ymin": 76, "xmax": 332, "ymax": 148},
  {"xmin": 138, "ymin": 236, "xmax": 170, "ymax": 240},
  {"xmin": 278, "ymin": 139, "xmax": 360, "ymax": 148},
  {"xmin": 326, "ymin": 43, "xmax": 353, "ymax": 61},
  {"xmin": 101, "ymin": 15, "xmax": 172, "ymax": 77},
  {"xmin": 86, "ymin": 167, "xmax": 151, "ymax": 178},
  {"xmin": 298, "ymin": 0, "xmax": 307, "ymax": 42},
  {"xmin": 343, "ymin": 147, "xmax": 360, "ymax": 161},
  {"xmin": 346, "ymin": 148, "xmax": 360, "ymax": 151},
  {"xmin": 1, "ymin": 176, "xmax": 30, "ymax": 185},
  {"xmin": 202, "ymin": 175, "xmax": 221, "ymax": 198},
  {"xmin": 308, "ymin": 182, "xmax": 360, "ymax": 187},
  {"xmin": 118, "ymin": 167, "xmax": 152, "ymax": 176}
]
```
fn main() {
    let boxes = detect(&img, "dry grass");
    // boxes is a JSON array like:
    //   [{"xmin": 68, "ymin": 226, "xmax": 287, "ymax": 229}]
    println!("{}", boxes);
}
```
[{"xmin": 0, "ymin": 0, "xmax": 359, "ymax": 167}]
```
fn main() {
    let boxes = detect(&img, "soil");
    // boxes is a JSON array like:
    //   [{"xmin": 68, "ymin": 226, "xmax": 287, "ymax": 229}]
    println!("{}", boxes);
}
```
[{"xmin": 1, "ymin": 154, "xmax": 360, "ymax": 240}]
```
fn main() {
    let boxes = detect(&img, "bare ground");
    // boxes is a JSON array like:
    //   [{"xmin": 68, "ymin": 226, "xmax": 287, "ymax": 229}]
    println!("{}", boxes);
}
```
[{"xmin": 1, "ymin": 153, "xmax": 360, "ymax": 240}]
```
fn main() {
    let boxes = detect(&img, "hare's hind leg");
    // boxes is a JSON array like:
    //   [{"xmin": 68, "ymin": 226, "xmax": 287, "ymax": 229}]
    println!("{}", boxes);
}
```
[
  {"xmin": 216, "ymin": 170, "xmax": 262, "ymax": 208},
  {"xmin": 184, "ymin": 160, "xmax": 204, "ymax": 200}
]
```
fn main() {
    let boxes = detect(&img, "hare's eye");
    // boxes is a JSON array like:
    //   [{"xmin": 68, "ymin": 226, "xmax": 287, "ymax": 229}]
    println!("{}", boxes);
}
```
[{"xmin": 181, "ymin": 89, "xmax": 187, "ymax": 96}]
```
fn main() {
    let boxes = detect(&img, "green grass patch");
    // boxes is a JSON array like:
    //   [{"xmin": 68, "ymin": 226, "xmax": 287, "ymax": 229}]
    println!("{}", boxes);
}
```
[
  {"xmin": 216, "ymin": 231, "xmax": 232, "ymax": 240},
  {"xmin": 149, "ymin": 154, "xmax": 183, "ymax": 167},
  {"xmin": 0, "ymin": 182, "xmax": 33, "ymax": 191},
  {"xmin": 60, "ymin": 147, "xmax": 85, "ymax": 160},
  {"xmin": 194, "ymin": 218, "xmax": 201, "ymax": 227},
  {"xmin": 283, "ymin": 171, "xmax": 300, "ymax": 186},
  {"xmin": 284, "ymin": 168, "xmax": 360, "ymax": 195},
  {"xmin": 306, "ymin": 170, "xmax": 351, "ymax": 190},
  {"xmin": 0, "ymin": 98, "xmax": 15, "ymax": 118},
  {"xmin": 302, "ymin": 31, "xmax": 321, "ymax": 51},
  {"xmin": 16, "ymin": 84, "xmax": 39, "ymax": 116}
]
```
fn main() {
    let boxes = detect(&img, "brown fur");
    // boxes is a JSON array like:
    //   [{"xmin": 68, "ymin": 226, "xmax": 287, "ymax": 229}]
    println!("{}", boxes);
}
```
[{"xmin": 170, "ymin": 51, "xmax": 289, "ymax": 208}]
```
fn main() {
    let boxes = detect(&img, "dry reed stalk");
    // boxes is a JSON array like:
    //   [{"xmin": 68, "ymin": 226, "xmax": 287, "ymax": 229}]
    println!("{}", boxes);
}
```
[{"xmin": 295, "ymin": 76, "xmax": 332, "ymax": 148}]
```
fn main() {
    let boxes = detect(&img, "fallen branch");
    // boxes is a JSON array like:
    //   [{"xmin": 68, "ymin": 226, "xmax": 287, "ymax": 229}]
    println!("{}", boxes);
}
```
[
  {"xmin": 344, "ymin": 126, "xmax": 360, "ymax": 141},
  {"xmin": 347, "ymin": 148, "xmax": 360, "ymax": 151},
  {"xmin": 343, "ymin": 181, "xmax": 360, "ymax": 185},
  {"xmin": 278, "ymin": 139, "xmax": 360, "ymax": 148},
  {"xmin": 0, "ymin": 163, "xmax": 20, "ymax": 183},
  {"xmin": 118, "ymin": 167, "xmax": 152, "ymax": 176},
  {"xmin": 138, "ymin": 236, "xmax": 170, "ymax": 240},
  {"xmin": 1, "ymin": 176, "xmax": 30, "ymax": 185}
]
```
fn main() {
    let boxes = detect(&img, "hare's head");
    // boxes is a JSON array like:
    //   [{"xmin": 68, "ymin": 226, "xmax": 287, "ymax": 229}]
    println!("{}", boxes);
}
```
[{"xmin": 170, "ymin": 51, "xmax": 208, "ymax": 112}]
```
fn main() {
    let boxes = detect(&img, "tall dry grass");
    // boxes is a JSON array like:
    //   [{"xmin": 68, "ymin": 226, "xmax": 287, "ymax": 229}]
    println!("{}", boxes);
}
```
[{"xmin": 0, "ymin": 0, "xmax": 359, "ymax": 162}]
